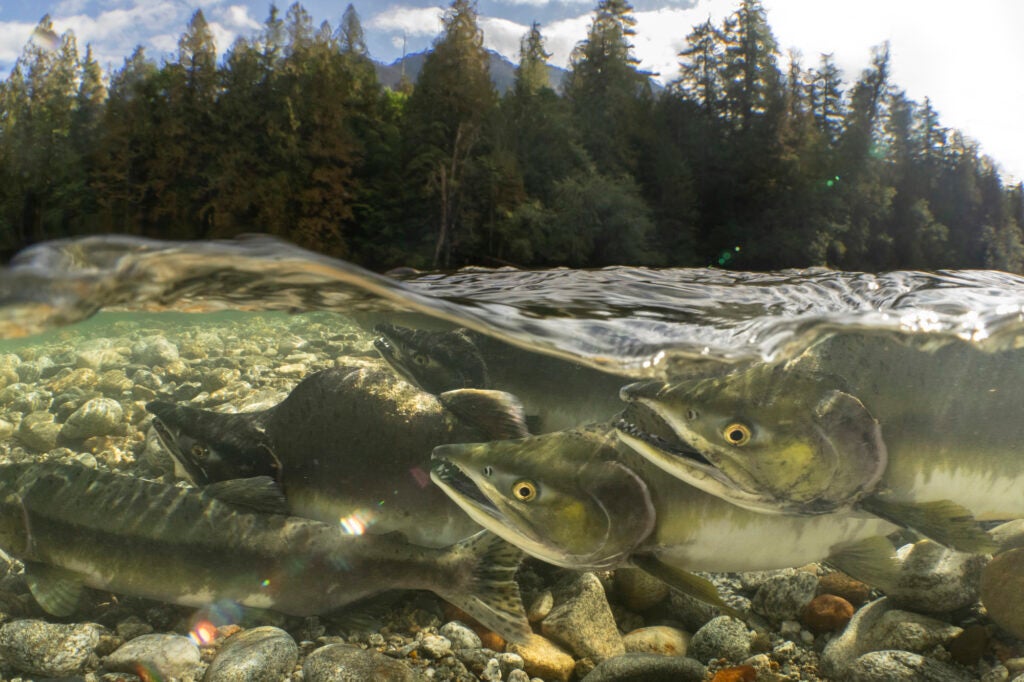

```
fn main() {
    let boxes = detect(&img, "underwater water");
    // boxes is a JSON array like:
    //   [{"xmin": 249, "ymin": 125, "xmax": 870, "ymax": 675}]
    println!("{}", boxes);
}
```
[{"xmin": 0, "ymin": 234, "xmax": 1022, "ymax": 680}]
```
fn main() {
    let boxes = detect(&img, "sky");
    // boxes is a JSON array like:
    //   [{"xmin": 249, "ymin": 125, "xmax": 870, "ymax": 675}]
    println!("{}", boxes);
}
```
[{"xmin": 0, "ymin": 0, "xmax": 1021, "ymax": 182}]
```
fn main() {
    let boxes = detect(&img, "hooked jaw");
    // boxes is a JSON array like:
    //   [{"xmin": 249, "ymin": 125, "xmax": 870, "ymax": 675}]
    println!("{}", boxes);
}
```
[{"xmin": 616, "ymin": 384, "xmax": 794, "ymax": 515}]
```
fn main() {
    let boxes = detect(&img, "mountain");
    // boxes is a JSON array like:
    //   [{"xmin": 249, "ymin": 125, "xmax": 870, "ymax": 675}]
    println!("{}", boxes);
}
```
[{"xmin": 373, "ymin": 49, "xmax": 570, "ymax": 95}]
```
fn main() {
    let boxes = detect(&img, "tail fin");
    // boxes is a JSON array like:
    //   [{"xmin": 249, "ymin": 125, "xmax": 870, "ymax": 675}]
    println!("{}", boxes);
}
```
[{"xmin": 436, "ymin": 531, "xmax": 532, "ymax": 644}]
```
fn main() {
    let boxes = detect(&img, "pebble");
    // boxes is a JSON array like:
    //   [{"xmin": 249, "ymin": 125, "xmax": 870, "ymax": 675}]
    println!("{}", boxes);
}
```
[
  {"xmin": 527, "ymin": 589, "xmax": 554, "ymax": 622},
  {"xmin": 860, "ymin": 609, "xmax": 963, "ymax": 653},
  {"xmin": 204, "ymin": 626, "xmax": 298, "ymax": 681},
  {"xmin": 581, "ymin": 652, "xmax": 705, "ymax": 681},
  {"xmin": 0, "ymin": 619, "xmax": 102, "ymax": 677},
  {"xmin": 751, "ymin": 571, "xmax": 818, "ymax": 622},
  {"xmin": 60, "ymin": 397, "xmax": 125, "ymax": 440},
  {"xmin": 49, "ymin": 367, "xmax": 99, "ymax": 393},
  {"xmin": 710, "ymin": 665, "xmax": 757, "ymax": 682},
  {"xmin": 981, "ymin": 547, "xmax": 1024, "ymax": 638},
  {"xmin": 614, "ymin": 567, "xmax": 670, "ymax": 612},
  {"xmin": 103, "ymin": 633, "xmax": 200, "ymax": 680},
  {"xmin": 132, "ymin": 337, "xmax": 180, "ymax": 366},
  {"xmin": 303, "ymin": 643, "xmax": 416, "ymax": 681},
  {"xmin": 417, "ymin": 632, "xmax": 452, "ymax": 659},
  {"xmin": 540, "ymin": 572, "xmax": 625, "ymax": 663},
  {"xmin": 822, "ymin": 598, "xmax": 893, "ymax": 678},
  {"xmin": 507, "ymin": 633, "xmax": 576, "ymax": 682},
  {"xmin": 801, "ymin": 593, "xmax": 855, "ymax": 633},
  {"xmin": 846, "ymin": 650, "xmax": 972, "ymax": 681},
  {"xmin": 689, "ymin": 616, "xmax": 752, "ymax": 664},
  {"xmin": 17, "ymin": 410, "xmax": 61, "ymax": 451},
  {"xmin": 889, "ymin": 540, "xmax": 988, "ymax": 614},
  {"xmin": 622, "ymin": 625, "xmax": 690, "ymax": 656},
  {"xmin": 440, "ymin": 620, "xmax": 482, "ymax": 650}
]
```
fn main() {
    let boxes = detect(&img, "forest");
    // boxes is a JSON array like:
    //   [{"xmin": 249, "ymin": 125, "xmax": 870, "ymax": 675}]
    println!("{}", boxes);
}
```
[{"xmin": 0, "ymin": 0, "xmax": 1021, "ymax": 272}]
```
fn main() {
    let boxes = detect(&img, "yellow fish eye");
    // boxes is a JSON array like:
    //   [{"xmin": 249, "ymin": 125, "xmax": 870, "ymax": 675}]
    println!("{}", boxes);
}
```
[
  {"xmin": 512, "ymin": 480, "xmax": 538, "ymax": 502},
  {"xmin": 191, "ymin": 444, "xmax": 209, "ymax": 460},
  {"xmin": 723, "ymin": 423, "xmax": 752, "ymax": 446}
]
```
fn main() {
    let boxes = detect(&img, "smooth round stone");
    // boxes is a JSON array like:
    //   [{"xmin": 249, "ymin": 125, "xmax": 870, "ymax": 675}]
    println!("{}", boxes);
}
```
[
  {"xmin": 540, "ymin": 572, "xmax": 625, "ymax": 663},
  {"xmin": 982, "ymin": 548, "xmax": 1024, "ymax": 638},
  {"xmin": 60, "ymin": 397, "xmax": 125, "ymax": 440},
  {"xmin": 205, "ymin": 626, "xmax": 298, "ymax": 681},
  {"xmin": 817, "ymin": 571, "xmax": 872, "ymax": 607},
  {"xmin": 889, "ymin": 540, "xmax": 987, "ymax": 614},
  {"xmin": 622, "ymin": 625, "xmax": 690, "ymax": 656},
  {"xmin": 0, "ymin": 619, "xmax": 102, "ymax": 677},
  {"xmin": 49, "ymin": 367, "xmax": 99, "ymax": 394},
  {"xmin": 581, "ymin": 653, "xmax": 706, "ymax": 682},
  {"xmin": 507, "ymin": 634, "xmax": 576, "ymax": 682},
  {"xmin": 17, "ymin": 410, "xmax": 61, "ymax": 452},
  {"xmin": 417, "ymin": 633, "xmax": 452, "ymax": 659},
  {"xmin": 751, "ymin": 571, "xmax": 818, "ymax": 622},
  {"xmin": 103, "ymin": 633, "xmax": 200, "ymax": 680},
  {"xmin": 440, "ymin": 620, "xmax": 482, "ymax": 650},
  {"xmin": 132, "ymin": 337, "xmax": 180, "ymax": 366},
  {"xmin": 859, "ymin": 609, "xmax": 963, "ymax": 654},
  {"xmin": 801, "ymin": 594, "xmax": 855, "ymax": 633},
  {"xmin": 303, "ymin": 643, "xmax": 416, "ymax": 682},
  {"xmin": 689, "ymin": 616, "xmax": 752, "ymax": 664},
  {"xmin": 847, "ymin": 650, "xmax": 972, "ymax": 682}
]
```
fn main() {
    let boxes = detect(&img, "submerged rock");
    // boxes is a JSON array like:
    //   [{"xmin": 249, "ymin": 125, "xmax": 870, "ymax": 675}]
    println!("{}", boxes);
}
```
[
  {"xmin": 581, "ymin": 652, "xmax": 706, "ymax": 681},
  {"xmin": 303, "ymin": 643, "xmax": 417, "ymax": 682},
  {"xmin": 981, "ymin": 547, "xmax": 1024, "ymax": 638},
  {"xmin": 60, "ymin": 397, "xmax": 125, "ymax": 440},
  {"xmin": 204, "ymin": 626, "xmax": 298, "ymax": 681},
  {"xmin": 540, "ymin": 572, "xmax": 625, "ymax": 663},
  {"xmin": 0, "ymin": 619, "xmax": 102, "ymax": 677},
  {"xmin": 689, "ymin": 616, "xmax": 753, "ymax": 664},
  {"xmin": 889, "ymin": 540, "xmax": 987, "ymax": 614},
  {"xmin": 103, "ymin": 633, "xmax": 201, "ymax": 680}
]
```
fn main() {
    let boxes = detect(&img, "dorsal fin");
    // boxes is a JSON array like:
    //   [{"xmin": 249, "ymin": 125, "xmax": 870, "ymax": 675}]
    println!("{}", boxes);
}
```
[{"xmin": 439, "ymin": 389, "xmax": 530, "ymax": 440}]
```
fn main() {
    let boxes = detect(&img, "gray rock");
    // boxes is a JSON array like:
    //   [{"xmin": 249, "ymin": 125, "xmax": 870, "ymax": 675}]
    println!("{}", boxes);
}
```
[
  {"xmin": 76, "ymin": 348, "xmax": 127, "ymax": 372},
  {"xmin": 496, "ymin": 651, "xmax": 525, "ymax": 677},
  {"xmin": 581, "ymin": 653, "xmax": 706, "ymax": 682},
  {"xmin": 506, "ymin": 669, "xmax": 531, "ymax": 682},
  {"xmin": 480, "ymin": 657, "xmax": 502, "ymax": 681},
  {"xmin": 132, "ymin": 337, "xmax": 180, "ymax": 366},
  {"xmin": 751, "ymin": 571, "xmax": 818, "ymax": 622},
  {"xmin": 303, "ymin": 643, "xmax": 417, "ymax": 682},
  {"xmin": 860, "ymin": 610, "xmax": 963, "ymax": 654},
  {"xmin": 0, "ymin": 619, "xmax": 102, "ymax": 677},
  {"xmin": 541, "ymin": 572, "xmax": 625, "ymax": 663},
  {"xmin": 440, "ymin": 621, "xmax": 482, "ymax": 650},
  {"xmin": 688, "ymin": 615, "xmax": 752, "ymax": 664},
  {"xmin": 205, "ymin": 626, "xmax": 298, "ymax": 681},
  {"xmin": 822, "ymin": 597, "xmax": 892, "ymax": 678},
  {"xmin": 103, "ymin": 633, "xmax": 200, "ymax": 680},
  {"xmin": 60, "ymin": 397, "xmax": 125, "ymax": 440},
  {"xmin": 417, "ymin": 632, "xmax": 452, "ymax": 659},
  {"xmin": 4, "ymin": 385, "xmax": 52, "ymax": 414},
  {"xmin": 889, "ymin": 540, "xmax": 988, "ymax": 613},
  {"xmin": 848, "ymin": 650, "xmax": 973, "ymax": 682},
  {"xmin": 17, "ymin": 410, "xmax": 61, "ymax": 452}
]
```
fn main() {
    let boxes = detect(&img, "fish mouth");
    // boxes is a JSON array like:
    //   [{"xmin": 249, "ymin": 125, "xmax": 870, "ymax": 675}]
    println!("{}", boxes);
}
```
[
  {"xmin": 613, "ymin": 402, "xmax": 713, "ymax": 469},
  {"xmin": 430, "ymin": 460, "xmax": 501, "ymax": 517}
]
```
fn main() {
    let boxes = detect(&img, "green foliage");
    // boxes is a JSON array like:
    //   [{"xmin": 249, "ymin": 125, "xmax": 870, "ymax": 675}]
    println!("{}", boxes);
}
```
[{"xmin": 0, "ymin": 0, "xmax": 1019, "ymax": 272}]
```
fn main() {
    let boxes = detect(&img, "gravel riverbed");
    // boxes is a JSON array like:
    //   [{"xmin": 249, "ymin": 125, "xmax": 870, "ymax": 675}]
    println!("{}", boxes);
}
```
[{"xmin": 0, "ymin": 311, "xmax": 1020, "ymax": 681}]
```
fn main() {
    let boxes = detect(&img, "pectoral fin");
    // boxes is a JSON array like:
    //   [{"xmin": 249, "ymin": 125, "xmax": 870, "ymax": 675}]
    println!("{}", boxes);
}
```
[
  {"xmin": 824, "ymin": 535, "xmax": 899, "ymax": 593},
  {"xmin": 439, "ymin": 389, "xmax": 530, "ymax": 440},
  {"xmin": 202, "ymin": 476, "xmax": 290, "ymax": 515},
  {"xmin": 630, "ymin": 554, "xmax": 739, "ymax": 618},
  {"xmin": 860, "ymin": 495, "xmax": 997, "ymax": 554},
  {"xmin": 24, "ymin": 562, "xmax": 84, "ymax": 617}
]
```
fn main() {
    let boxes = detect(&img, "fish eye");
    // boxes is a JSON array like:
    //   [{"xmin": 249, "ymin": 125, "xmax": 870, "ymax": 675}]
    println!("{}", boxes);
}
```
[
  {"xmin": 511, "ymin": 480, "xmax": 537, "ymax": 502},
  {"xmin": 191, "ymin": 444, "xmax": 209, "ymax": 460},
  {"xmin": 482, "ymin": 466, "xmax": 493, "ymax": 477},
  {"xmin": 686, "ymin": 408, "xmax": 699, "ymax": 420},
  {"xmin": 722, "ymin": 423, "xmax": 752, "ymax": 446},
  {"xmin": 414, "ymin": 353, "xmax": 430, "ymax": 366}
]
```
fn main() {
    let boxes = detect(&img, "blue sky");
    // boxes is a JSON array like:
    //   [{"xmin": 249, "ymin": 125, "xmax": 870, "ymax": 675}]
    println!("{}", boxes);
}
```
[{"xmin": 0, "ymin": 0, "xmax": 1021, "ymax": 181}]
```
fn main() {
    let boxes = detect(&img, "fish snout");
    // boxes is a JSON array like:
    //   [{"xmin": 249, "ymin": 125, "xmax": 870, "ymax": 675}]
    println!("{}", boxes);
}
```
[{"xmin": 619, "ymin": 380, "xmax": 666, "ymax": 402}]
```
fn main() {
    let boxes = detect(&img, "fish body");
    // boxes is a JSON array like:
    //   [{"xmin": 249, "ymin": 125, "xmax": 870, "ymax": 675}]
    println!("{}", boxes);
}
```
[
  {"xmin": 618, "ymin": 333, "xmax": 1024, "ymax": 546},
  {"xmin": 0, "ymin": 462, "xmax": 530, "ymax": 642},
  {"xmin": 430, "ymin": 422, "xmax": 897, "ymax": 583},
  {"xmin": 374, "ymin": 323, "xmax": 628, "ymax": 432},
  {"xmin": 148, "ymin": 364, "xmax": 528, "ymax": 548}
]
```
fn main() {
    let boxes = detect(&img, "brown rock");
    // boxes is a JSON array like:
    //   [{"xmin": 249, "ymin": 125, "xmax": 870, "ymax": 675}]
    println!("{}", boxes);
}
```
[
  {"xmin": 817, "ymin": 571, "xmax": 871, "ymax": 607},
  {"xmin": 948, "ymin": 624, "xmax": 990, "ymax": 666},
  {"xmin": 981, "ymin": 547, "xmax": 1024, "ymax": 638},
  {"xmin": 622, "ymin": 626, "xmax": 690, "ymax": 656},
  {"xmin": 507, "ymin": 634, "xmax": 575, "ymax": 682},
  {"xmin": 801, "ymin": 594, "xmax": 855, "ymax": 634},
  {"xmin": 711, "ymin": 664, "xmax": 756, "ymax": 682}
]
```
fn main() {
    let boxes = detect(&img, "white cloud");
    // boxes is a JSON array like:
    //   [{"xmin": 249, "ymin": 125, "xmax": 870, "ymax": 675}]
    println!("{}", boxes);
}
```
[
  {"xmin": 480, "ymin": 16, "xmax": 530, "ymax": 62},
  {"xmin": 216, "ymin": 4, "xmax": 260, "ymax": 32},
  {"xmin": 530, "ymin": 13, "xmax": 591, "ymax": 67},
  {"xmin": 0, "ymin": 21, "xmax": 35, "ymax": 66},
  {"xmin": 367, "ymin": 6, "xmax": 444, "ymax": 38}
]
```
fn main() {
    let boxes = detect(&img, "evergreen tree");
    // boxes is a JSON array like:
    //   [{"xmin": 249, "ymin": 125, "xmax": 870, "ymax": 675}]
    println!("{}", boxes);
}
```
[
  {"xmin": 515, "ymin": 22, "xmax": 551, "ymax": 95},
  {"xmin": 338, "ymin": 4, "xmax": 367, "ymax": 56}
]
